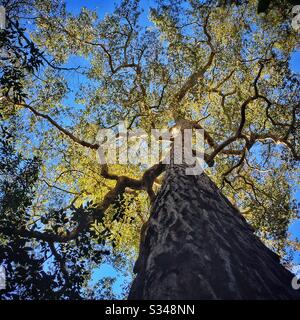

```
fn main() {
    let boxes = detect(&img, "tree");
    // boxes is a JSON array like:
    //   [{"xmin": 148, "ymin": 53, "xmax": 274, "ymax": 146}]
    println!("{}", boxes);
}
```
[
  {"xmin": 0, "ymin": 124, "xmax": 112, "ymax": 299},
  {"xmin": 129, "ymin": 162, "xmax": 299, "ymax": 299},
  {"xmin": 0, "ymin": 6, "xmax": 118, "ymax": 298},
  {"xmin": 0, "ymin": 0, "xmax": 299, "ymax": 299}
]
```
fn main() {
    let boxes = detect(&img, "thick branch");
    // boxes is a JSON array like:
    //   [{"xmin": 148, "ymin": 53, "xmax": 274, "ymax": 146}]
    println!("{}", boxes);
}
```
[
  {"xmin": 206, "ymin": 63, "xmax": 265, "ymax": 165},
  {"xmin": 173, "ymin": 15, "xmax": 215, "ymax": 104}
]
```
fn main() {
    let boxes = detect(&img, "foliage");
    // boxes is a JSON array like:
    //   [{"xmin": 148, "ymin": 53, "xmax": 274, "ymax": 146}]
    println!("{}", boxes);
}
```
[
  {"xmin": 0, "ymin": 124, "xmax": 116, "ymax": 299},
  {"xmin": 0, "ymin": 0, "xmax": 299, "ymax": 299},
  {"xmin": 0, "ymin": 18, "xmax": 43, "ymax": 108}
]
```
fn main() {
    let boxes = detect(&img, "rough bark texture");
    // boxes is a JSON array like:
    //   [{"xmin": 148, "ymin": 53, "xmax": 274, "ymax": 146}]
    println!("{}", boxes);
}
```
[{"xmin": 128, "ymin": 164, "xmax": 300, "ymax": 300}]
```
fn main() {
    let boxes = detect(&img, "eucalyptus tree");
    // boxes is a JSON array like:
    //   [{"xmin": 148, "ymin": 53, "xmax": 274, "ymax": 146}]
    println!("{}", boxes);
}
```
[{"xmin": 0, "ymin": 0, "xmax": 299, "ymax": 299}]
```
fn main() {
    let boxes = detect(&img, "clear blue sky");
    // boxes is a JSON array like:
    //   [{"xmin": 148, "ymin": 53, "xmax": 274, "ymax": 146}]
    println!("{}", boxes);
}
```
[{"xmin": 288, "ymin": 51, "xmax": 300, "ymax": 266}]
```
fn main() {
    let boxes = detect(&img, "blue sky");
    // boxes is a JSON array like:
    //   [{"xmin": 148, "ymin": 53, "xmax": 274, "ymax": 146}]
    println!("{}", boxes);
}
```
[
  {"xmin": 288, "ymin": 50, "xmax": 300, "ymax": 266},
  {"xmin": 62, "ymin": 0, "xmax": 300, "ymax": 295}
]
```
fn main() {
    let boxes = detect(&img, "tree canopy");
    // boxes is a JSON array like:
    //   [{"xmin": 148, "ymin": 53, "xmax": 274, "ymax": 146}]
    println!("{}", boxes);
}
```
[{"xmin": 0, "ymin": 0, "xmax": 299, "ymax": 299}]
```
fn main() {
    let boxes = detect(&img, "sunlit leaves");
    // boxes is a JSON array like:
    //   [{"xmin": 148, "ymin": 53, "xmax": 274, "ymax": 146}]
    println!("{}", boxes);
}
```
[{"xmin": 2, "ymin": 0, "xmax": 299, "ymax": 264}]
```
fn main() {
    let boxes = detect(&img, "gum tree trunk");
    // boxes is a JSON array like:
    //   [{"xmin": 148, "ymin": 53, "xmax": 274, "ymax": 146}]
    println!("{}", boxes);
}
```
[{"xmin": 128, "ymin": 164, "xmax": 299, "ymax": 300}]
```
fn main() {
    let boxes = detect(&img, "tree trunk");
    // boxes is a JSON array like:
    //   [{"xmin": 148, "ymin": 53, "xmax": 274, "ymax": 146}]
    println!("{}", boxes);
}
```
[{"xmin": 128, "ymin": 164, "xmax": 300, "ymax": 300}]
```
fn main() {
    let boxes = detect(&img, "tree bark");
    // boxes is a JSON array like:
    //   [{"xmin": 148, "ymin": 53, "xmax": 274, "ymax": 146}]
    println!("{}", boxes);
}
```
[{"xmin": 128, "ymin": 164, "xmax": 300, "ymax": 300}]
